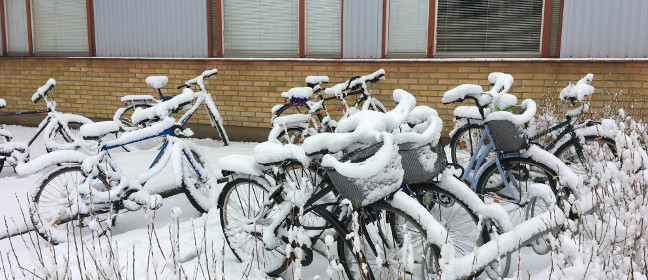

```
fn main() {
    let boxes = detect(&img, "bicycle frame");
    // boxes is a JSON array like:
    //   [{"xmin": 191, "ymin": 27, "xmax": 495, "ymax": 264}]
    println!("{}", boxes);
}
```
[{"xmin": 459, "ymin": 125, "xmax": 525, "ymax": 203}]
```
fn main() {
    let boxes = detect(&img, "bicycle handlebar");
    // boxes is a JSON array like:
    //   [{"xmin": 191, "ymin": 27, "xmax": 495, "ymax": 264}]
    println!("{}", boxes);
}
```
[
  {"xmin": 31, "ymin": 78, "xmax": 56, "ymax": 104},
  {"xmin": 177, "ymin": 69, "xmax": 218, "ymax": 89}
]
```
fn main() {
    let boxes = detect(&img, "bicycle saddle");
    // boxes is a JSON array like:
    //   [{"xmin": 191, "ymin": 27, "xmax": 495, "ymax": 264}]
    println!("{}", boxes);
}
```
[
  {"xmin": 145, "ymin": 76, "xmax": 168, "ymax": 89},
  {"xmin": 281, "ymin": 87, "xmax": 314, "ymax": 104}
]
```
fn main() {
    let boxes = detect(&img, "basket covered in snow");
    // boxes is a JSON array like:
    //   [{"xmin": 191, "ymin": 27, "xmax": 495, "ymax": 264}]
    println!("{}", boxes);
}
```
[
  {"xmin": 398, "ymin": 142, "xmax": 446, "ymax": 184},
  {"xmin": 323, "ymin": 142, "xmax": 403, "ymax": 207},
  {"xmin": 486, "ymin": 120, "xmax": 528, "ymax": 153}
]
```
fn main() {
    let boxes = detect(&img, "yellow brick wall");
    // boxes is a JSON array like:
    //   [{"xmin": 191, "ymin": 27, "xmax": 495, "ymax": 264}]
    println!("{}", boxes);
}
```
[{"xmin": 1, "ymin": 57, "xmax": 647, "ymax": 137}]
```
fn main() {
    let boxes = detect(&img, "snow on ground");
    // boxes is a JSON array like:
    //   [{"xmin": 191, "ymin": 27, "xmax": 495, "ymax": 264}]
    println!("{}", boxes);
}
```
[{"xmin": 0, "ymin": 125, "xmax": 553, "ymax": 279}]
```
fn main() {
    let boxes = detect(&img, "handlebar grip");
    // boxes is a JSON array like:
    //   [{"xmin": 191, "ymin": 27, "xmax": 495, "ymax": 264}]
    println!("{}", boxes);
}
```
[
  {"xmin": 345, "ymin": 76, "xmax": 361, "ymax": 90},
  {"xmin": 368, "ymin": 73, "xmax": 385, "ymax": 84},
  {"xmin": 203, "ymin": 69, "xmax": 218, "ymax": 78},
  {"xmin": 32, "ymin": 96, "xmax": 42, "ymax": 104}
]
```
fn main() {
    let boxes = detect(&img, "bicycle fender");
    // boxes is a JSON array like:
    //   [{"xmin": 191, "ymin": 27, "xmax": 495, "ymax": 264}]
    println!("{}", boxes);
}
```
[{"xmin": 15, "ymin": 150, "xmax": 86, "ymax": 176}]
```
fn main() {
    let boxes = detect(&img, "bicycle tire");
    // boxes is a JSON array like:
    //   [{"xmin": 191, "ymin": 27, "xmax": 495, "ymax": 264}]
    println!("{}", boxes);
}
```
[
  {"xmin": 219, "ymin": 177, "xmax": 291, "ymax": 276},
  {"xmin": 450, "ymin": 123, "xmax": 491, "ymax": 168},
  {"xmin": 47, "ymin": 120, "xmax": 91, "ymax": 153},
  {"xmin": 338, "ymin": 201, "xmax": 440, "ymax": 280},
  {"xmin": 476, "ymin": 157, "xmax": 562, "ymax": 226},
  {"xmin": 274, "ymin": 102, "xmax": 314, "ymax": 119},
  {"xmin": 409, "ymin": 183, "xmax": 495, "ymax": 278},
  {"xmin": 553, "ymin": 135, "xmax": 616, "ymax": 177},
  {"xmin": 182, "ymin": 148, "xmax": 215, "ymax": 213},
  {"xmin": 115, "ymin": 104, "xmax": 166, "ymax": 151},
  {"xmin": 31, "ymin": 166, "xmax": 120, "ymax": 244}
]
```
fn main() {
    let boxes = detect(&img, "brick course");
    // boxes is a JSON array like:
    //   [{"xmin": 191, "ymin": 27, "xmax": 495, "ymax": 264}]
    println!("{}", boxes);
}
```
[{"xmin": 0, "ymin": 57, "xmax": 646, "ymax": 140}]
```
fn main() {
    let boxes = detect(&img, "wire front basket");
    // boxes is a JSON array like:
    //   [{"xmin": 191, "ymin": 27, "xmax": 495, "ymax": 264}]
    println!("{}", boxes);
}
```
[
  {"xmin": 398, "ymin": 142, "xmax": 447, "ymax": 184},
  {"xmin": 486, "ymin": 120, "xmax": 528, "ymax": 153},
  {"xmin": 324, "ymin": 142, "xmax": 403, "ymax": 207}
]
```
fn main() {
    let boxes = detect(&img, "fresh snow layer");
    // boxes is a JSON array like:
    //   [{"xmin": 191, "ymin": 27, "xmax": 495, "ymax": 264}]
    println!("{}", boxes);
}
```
[
  {"xmin": 280, "ymin": 87, "xmax": 314, "ymax": 100},
  {"xmin": 145, "ymin": 75, "xmax": 169, "ymax": 89},
  {"xmin": 442, "ymin": 84, "xmax": 489, "ymax": 105},
  {"xmin": 131, "ymin": 89, "xmax": 197, "ymax": 124},
  {"xmin": 560, "ymin": 73, "xmax": 595, "ymax": 102},
  {"xmin": 487, "ymin": 72, "xmax": 514, "ymax": 95},
  {"xmin": 0, "ymin": 98, "xmax": 6, "ymax": 108},
  {"xmin": 80, "ymin": 121, "xmax": 120, "ymax": 139},
  {"xmin": 324, "ymin": 69, "xmax": 385, "ymax": 96},
  {"xmin": 305, "ymin": 76, "xmax": 329, "ymax": 85},
  {"xmin": 121, "ymin": 94, "xmax": 156, "ymax": 103},
  {"xmin": 31, "ymin": 78, "xmax": 56, "ymax": 102},
  {"xmin": 484, "ymin": 99, "xmax": 537, "ymax": 126}
]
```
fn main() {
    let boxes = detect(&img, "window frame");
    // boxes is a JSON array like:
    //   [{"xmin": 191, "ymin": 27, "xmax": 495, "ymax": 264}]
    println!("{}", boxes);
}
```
[{"xmin": 432, "ymin": 0, "xmax": 547, "ymax": 58}]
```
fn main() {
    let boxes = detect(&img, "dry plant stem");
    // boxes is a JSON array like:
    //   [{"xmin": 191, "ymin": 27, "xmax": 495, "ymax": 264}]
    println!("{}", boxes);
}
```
[{"xmin": 3, "ymin": 217, "xmax": 28, "ymax": 278}]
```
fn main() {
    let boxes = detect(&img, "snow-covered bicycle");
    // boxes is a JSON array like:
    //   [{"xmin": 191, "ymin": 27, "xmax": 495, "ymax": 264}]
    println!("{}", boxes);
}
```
[
  {"xmin": 0, "ymin": 79, "xmax": 93, "ymax": 173},
  {"xmin": 218, "ymin": 90, "xmax": 563, "ymax": 279},
  {"xmin": 28, "ymin": 71, "xmax": 224, "ymax": 244},
  {"xmin": 113, "ymin": 70, "xmax": 229, "ymax": 151},
  {"xmin": 269, "ymin": 69, "xmax": 387, "ymax": 144},
  {"xmin": 450, "ymin": 74, "xmax": 617, "ymax": 177}
]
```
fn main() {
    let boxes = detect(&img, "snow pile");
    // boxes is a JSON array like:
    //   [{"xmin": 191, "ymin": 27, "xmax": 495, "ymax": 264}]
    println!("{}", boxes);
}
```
[
  {"xmin": 0, "ymin": 98, "xmax": 6, "ymax": 108},
  {"xmin": 280, "ymin": 87, "xmax": 314, "ymax": 100}
]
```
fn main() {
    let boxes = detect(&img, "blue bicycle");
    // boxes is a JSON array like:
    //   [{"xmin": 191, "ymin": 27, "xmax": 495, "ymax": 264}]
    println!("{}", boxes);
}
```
[{"xmin": 442, "ymin": 85, "xmax": 580, "ymax": 234}]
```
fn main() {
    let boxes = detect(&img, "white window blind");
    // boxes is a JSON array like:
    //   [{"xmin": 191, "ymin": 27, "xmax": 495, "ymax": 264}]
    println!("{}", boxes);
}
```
[
  {"xmin": 31, "ymin": 0, "xmax": 88, "ymax": 55},
  {"xmin": 223, "ymin": 0, "xmax": 298, "ymax": 56},
  {"xmin": 305, "ymin": 0, "xmax": 341, "ymax": 57},
  {"xmin": 387, "ymin": 0, "xmax": 428, "ymax": 55},
  {"xmin": 436, "ymin": 0, "xmax": 543, "ymax": 55},
  {"xmin": 4, "ymin": 0, "xmax": 29, "ymax": 55}
]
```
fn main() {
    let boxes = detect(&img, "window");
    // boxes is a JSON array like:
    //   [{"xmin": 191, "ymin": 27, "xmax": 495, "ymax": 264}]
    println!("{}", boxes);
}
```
[
  {"xmin": 305, "ymin": 0, "xmax": 341, "ymax": 57},
  {"xmin": 4, "ymin": 0, "xmax": 29, "ymax": 55},
  {"xmin": 31, "ymin": 0, "xmax": 89, "ymax": 55},
  {"xmin": 387, "ymin": 0, "xmax": 428, "ymax": 55},
  {"xmin": 435, "ymin": 0, "xmax": 543, "ymax": 56},
  {"xmin": 222, "ymin": 0, "xmax": 298, "ymax": 56}
]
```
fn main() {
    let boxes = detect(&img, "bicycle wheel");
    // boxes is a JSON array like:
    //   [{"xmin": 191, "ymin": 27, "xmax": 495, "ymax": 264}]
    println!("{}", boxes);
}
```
[
  {"xmin": 182, "ymin": 148, "xmax": 215, "ymax": 213},
  {"xmin": 409, "ymin": 183, "xmax": 494, "ymax": 278},
  {"xmin": 115, "ymin": 104, "xmax": 166, "ymax": 151},
  {"xmin": 282, "ymin": 161, "xmax": 337, "ymax": 228},
  {"xmin": 31, "ymin": 166, "xmax": 119, "ymax": 244},
  {"xmin": 450, "ymin": 123, "xmax": 492, "ymax": 168},
  {"xmin": 554, "ymin": 135, "xmax": 616, "ymax": 177},
  {"xmin": 219, "ymin": 177, "xmax": 290, "ymax": 276},
  {"xmin": 47, "ymin": 120, "xmax": 91, "ymax": 152},
  {"xmin": 476, "ymin": 157, "xmax": 560, "ymax": 226},
  {"xmin": 338, "ymin": 202, "xmax": 440, "ymax": 280},
  {"xmin": 276, "ymin": 127, "xmax": 307, "ymax": 145}
]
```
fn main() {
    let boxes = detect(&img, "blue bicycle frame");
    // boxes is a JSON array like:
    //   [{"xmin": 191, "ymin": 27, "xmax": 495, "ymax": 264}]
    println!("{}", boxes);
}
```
[{"xmin": 459, "ymin": 124, "xmax": 526, "ymax": 204}]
